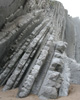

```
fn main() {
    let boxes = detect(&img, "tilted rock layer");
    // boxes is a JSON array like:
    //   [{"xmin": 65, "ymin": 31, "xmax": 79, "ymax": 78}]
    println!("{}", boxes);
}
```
[{"xmin": 0, "ymin": 0, "xmax": 80, "ymax": 99}]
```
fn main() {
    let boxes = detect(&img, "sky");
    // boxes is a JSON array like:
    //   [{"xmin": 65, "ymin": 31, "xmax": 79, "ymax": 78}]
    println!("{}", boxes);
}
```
[{"xmin": 57, "ymin": 0, "xmax": 80, "ymax": 18}]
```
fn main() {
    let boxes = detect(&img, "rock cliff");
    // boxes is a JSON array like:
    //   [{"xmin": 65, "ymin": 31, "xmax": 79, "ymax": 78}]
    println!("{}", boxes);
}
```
[{"xmin": 0, "ymin": 0, "xmax": 80, "ymax": 99}]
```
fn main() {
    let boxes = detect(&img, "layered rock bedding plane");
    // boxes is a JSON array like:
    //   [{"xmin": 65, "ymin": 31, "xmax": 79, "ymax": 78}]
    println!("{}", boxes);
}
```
[{"xmin": 0, "ymin": 0, "xmax": 80, "ymax": 100}]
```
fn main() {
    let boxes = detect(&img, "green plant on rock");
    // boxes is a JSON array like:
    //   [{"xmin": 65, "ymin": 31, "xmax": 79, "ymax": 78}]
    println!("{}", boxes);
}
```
[{"xmin": 47, "ymin": 0, "xmax": 55, "ymax": 9}]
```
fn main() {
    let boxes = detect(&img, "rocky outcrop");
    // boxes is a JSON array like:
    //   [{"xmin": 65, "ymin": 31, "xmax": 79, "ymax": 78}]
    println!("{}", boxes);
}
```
[
  {"xmin": 65, "ymin": 15, "xmax": 76, "ymax": 59},
  {"xmin": 67, "ymin": 58, "xmax": 80, "ymax": 84},
  {"xmin": 73, "ymin": 17, "xmax": 80, "ymax": 63},
  {"xmin": 0, "ymin": 0, "xmax": 80, "ymax": 99},
  {"xmin": 64, "ymin": 16, "xmax": 80, "ymax": 85},
  {"xmin": 65, "ymin": 16, "xmax": 80, "ymax": 63},
  {"xmin": 0, "ymin": 0, "xmax": 26, "ymax": 29}
]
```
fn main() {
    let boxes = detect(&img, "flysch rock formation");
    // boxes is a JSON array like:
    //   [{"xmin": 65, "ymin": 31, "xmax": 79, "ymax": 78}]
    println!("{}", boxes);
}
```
[{"xmin": 0, "ymin": 0, "xmax": 80, "ymax": 99}]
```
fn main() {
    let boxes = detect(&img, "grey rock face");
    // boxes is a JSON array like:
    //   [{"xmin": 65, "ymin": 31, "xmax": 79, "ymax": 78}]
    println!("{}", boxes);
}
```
[
  {"xmin": 0, "ymin": 0, "xmax": 78, "ymax": 100},
  {"xmin": 65, "ymin": 16, "xmax": 76, "ymax": 59},
  {"xmin": 49, "ymin": 41, "xmax": 71, "ymax": 97},
  {"xmin": 51, "ymin": 58, "xmax": 64, "ymax": 72},
  {"xmin": 67, "ymin": 57, "xmax": 80, "ymax": 84},
  {"xmin": 41, "ymin": 86, "xmax": 57, "ymax": 99},
  {"xmin": 39, "ymin": 70, "xmax": 62, "ymax": 99},
  {"xmin": 0, "ymin": 0, "xmax": 26, "ymax": 28},
  {"xmin": 73, "ymin": 18, "xmax": 80, "ymax": 63},
  {"xmin": 59, "ymin": 57, "xmax": 70, "ymax": 96},
  {"xmin": 55, "ymin": 41, "xmax": 68, "ymax": 53},
  {"xmin": 65, "ymin": 16, "xmax": 80, "ymax": 63}
]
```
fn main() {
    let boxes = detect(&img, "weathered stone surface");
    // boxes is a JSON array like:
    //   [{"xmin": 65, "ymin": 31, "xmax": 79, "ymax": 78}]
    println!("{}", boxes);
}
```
[
  {"xmin": 51, "ymin": 58, "xmax": 64, "ymax": 72},
  {"xmin": 73, "ymin": 18, "xmax": 80, "ymax": 63},
  {"xmin": 59, "ymin": 57, "xmax": 71, "ymax": 96},
  {"xmin": 18, "ymin": 30, "xmax": 55, "ymax": 98},
  {"xmin": 39, "ymin": 70, "xmax": 62, "ymax": 99},
  {"xmin": 67, "ymin": 57, "xmax": 80, "ymax": 84},
  {"xmin": 65, "ymin": 16, "xmax": 76, "ymax": 59},
  {"xmin": 0, "ymin": 0, "xmax": 26, "ymax": 28},
  {"xmin": 48, "ymin": 41, "xmax": 70, "ymax": 97},
  {"xmin": 65, "ymin": 16, "xmax": 80, "ymax": 63},
  {"xmin": 55, "ymin": 41, "xmax": 67, "ymax": 53},
  {"xmin": 40, "ymin": 86, "xmax": 57, "ymax": 99}
]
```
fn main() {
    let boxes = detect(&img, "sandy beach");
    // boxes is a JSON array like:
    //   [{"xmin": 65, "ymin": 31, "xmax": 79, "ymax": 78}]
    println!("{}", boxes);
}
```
[{"xmin": 0, "ymin": 84, "xmax": 80, "ymax": 100}]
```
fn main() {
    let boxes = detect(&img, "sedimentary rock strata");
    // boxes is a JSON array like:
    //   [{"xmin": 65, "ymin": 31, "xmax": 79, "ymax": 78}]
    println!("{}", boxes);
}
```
[{"xmin": 0, "ymin": 0, "xmax": 80, "ymax": 99}]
